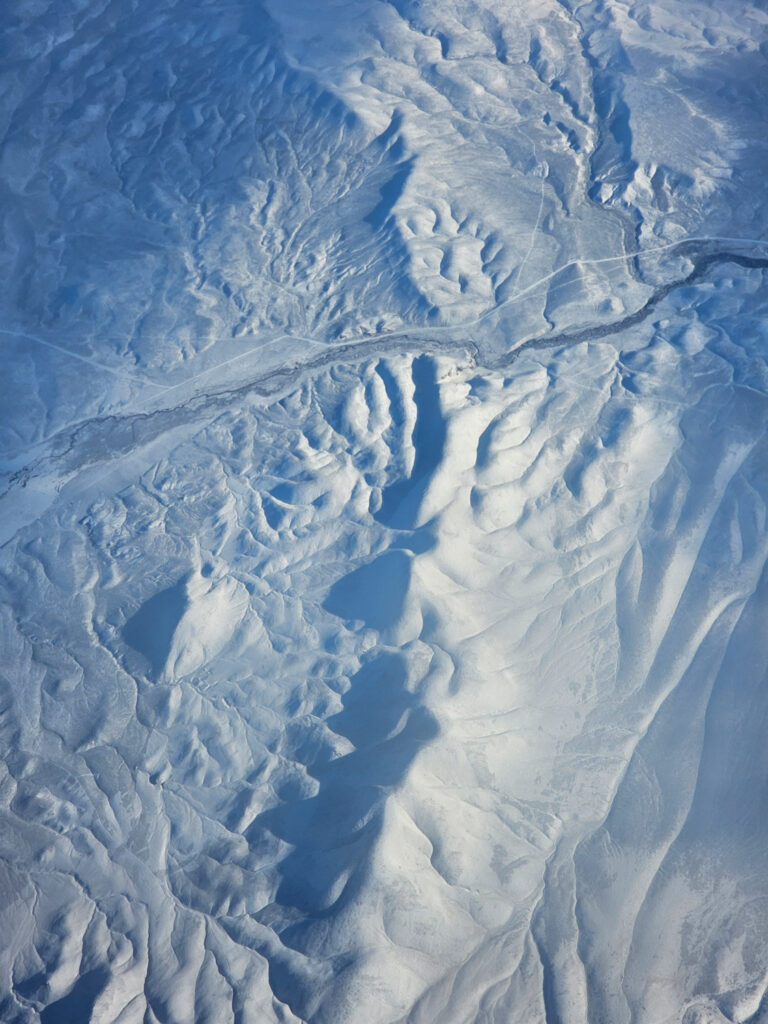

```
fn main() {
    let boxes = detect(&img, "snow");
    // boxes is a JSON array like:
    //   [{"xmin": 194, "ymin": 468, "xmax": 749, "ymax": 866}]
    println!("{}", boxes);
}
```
[{"xmin": 1, "ymin": 0, "xmax": 768, "ymax": 1021}]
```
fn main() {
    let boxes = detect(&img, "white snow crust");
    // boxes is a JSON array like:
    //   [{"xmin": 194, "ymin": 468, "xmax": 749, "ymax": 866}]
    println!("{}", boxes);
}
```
[{"xmin": 1, "ymin": 0, "xmax": 768, "ymax": 1021}]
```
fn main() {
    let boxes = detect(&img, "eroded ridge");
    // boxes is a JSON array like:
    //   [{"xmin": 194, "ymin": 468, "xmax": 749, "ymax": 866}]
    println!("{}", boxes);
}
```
[
  {"xmin": 2, "ymin": 0, "xmax": 768, "ymax": 1020},
  {"xmin": 2, "ymin": 257, "xmax": 768, "ymax": 1021}
]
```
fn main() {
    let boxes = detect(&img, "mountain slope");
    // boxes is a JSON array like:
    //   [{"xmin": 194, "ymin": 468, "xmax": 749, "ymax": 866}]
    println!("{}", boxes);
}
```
[{"xmin": 1, "ymin": 1, "xmax": 767, "ymax": 1022}]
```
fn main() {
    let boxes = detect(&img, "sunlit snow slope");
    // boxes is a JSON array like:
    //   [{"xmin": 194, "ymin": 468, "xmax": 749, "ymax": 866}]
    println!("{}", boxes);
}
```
[{"xmin": 2, "ymin": 1, "xmax": 768, "ymax": 1022}]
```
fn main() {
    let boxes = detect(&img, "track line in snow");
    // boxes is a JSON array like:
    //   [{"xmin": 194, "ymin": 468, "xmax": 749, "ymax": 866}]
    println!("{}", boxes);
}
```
[{"xmin": 1, "ymin": 329, "xmax": 172, "ymax": 390}]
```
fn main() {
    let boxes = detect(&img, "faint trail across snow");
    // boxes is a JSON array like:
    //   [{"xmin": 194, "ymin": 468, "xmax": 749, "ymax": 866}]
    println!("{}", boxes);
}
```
[
  {"xmin": 0, "ymin": 329, "xmax": 171, "ymax": 390},
  {"xmin": 510, "ymin": 133, "xmax": 548, "ymax": 296},
  {"xmin": 489, "ymin": 233, "xmax": 768, "ymax": 318},
  {"xmin": 494, "ymin": 250, "xmax": 768, "ymax": 367}
]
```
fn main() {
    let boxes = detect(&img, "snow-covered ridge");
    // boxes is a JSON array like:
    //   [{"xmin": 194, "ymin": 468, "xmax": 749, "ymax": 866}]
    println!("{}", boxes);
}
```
[{"xmin": 1, "ymin": 0, "xmax": 767, "ymax": 1022}]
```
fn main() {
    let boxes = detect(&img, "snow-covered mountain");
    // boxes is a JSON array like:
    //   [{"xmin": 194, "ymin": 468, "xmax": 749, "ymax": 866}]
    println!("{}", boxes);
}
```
[{"xmin": 2, "ymin": 1, "xmax": 768, "ymax": 1021}]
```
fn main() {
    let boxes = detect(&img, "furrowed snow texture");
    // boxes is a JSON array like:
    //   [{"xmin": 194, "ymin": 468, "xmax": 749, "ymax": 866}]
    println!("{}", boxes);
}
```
[{"xmin": 1, "ymin": 0, "xmax": 767, "ymax": 1022}]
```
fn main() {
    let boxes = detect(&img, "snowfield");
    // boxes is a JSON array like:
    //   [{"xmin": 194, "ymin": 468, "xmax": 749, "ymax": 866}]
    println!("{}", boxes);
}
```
[{"xmin": 1, "ymin": 0, "xmax": 768, "ymax": 1022}]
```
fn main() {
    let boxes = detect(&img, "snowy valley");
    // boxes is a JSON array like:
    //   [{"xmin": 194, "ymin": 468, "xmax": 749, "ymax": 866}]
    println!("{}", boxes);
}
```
[{"xmin": 1, "ymin": 1, "xmax": 768, "ymax": 1022}]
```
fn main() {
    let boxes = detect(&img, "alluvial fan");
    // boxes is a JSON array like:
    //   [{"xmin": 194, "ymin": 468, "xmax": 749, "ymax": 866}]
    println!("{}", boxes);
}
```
[{"xmin": 1, "ymin": 0, "xmax": 768, "ymax": 1022}]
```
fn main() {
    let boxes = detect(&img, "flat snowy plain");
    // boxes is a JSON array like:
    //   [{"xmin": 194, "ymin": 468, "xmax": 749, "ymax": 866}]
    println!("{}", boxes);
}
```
[{"xmin": 2, "ymin": 0, "xmax": 768, "ymax": 1021}]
